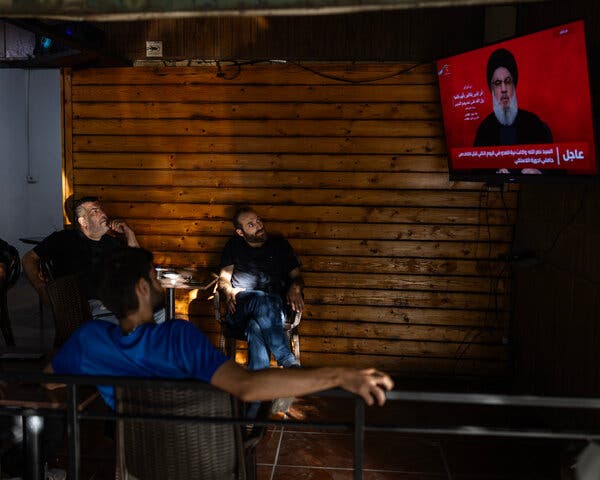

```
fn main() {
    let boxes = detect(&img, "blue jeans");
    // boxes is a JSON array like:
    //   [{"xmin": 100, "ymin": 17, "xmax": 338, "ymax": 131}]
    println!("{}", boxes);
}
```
[{"xmin": 227, "ymin": 290, "xmax": 298, "ymax": 371}]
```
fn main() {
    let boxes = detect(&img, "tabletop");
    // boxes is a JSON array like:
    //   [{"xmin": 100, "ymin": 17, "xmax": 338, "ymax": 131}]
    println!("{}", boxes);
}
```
[{"xmin": 157, "ymin": 267, "xmax": 218, "ymax": 290}]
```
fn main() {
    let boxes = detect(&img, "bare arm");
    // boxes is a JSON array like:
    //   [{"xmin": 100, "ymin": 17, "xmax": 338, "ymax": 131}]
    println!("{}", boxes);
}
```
[
  {"xmin": 211, "ymin": 359, "xmax": 394, "ymax": 406},
  {"xmin": 22, "ymin": 249, "xmax": 49, "ymax": 304},
  {"xmin": 218, "ymin": 265, "xmax": 245, "ymax": 314},
  {"xmin": 287, "ymin": 267, "xmax": 304, "ymax": 313},
  {"xmin": 109, "ymin": 219, "xmax": 140, "ymax": 247}
]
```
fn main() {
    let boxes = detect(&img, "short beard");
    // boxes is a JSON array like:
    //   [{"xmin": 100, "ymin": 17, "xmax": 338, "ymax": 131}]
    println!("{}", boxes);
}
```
[
  {"xmin": 87, "ymin": 222, "xmax": 109, "ymax": 238},
  {"xmin": 493, "ymin": 92, "xmax": 518, "ymax": 126},
  {"xmin": 243, "ymin": 230, "xmax": 267, "ymax": 244}
]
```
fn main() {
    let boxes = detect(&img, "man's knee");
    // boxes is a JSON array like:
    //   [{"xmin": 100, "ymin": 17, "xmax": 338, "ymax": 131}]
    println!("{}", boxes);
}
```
[
  {"xmin": 240, "ymin": 291, "xmax": 281, "ymax": 312},
  {"xmin": 245, "ymin": 319, "xmax": 261, "ymax": 336}
]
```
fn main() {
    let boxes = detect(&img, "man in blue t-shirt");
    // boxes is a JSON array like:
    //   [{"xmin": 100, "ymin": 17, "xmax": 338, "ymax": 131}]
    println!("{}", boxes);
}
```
[
  {"xmin": 48, "ymin": 247, "xmax": 393, "ymax": 410},
  {"xmin": 218, "ymin": 206, "xmax": 304, "ymax": 371}
]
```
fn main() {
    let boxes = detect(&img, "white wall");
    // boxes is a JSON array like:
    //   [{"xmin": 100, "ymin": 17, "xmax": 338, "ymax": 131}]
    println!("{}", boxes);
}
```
[{"xmin": 0, "ymin": 69, "xmax": 62, "ymax": 257}]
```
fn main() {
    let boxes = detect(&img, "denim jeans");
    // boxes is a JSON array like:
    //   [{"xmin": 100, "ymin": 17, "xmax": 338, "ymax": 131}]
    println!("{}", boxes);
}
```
[{"xmin": 227, "ymin": 290, "xmax": 298, "ymax": 371}]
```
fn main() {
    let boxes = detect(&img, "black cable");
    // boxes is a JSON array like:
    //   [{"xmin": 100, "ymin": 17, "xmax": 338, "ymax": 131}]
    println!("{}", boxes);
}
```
[
  {"xmin": 213, "ymin": 59, "xmax": 432, "ymax": 84},
  {"xmin": 288, "ymin": 60, "xmax": 432, "ymax": 84},
  {"xmin": 541, "ymin": 186, "xmax": 588, "ymax": 259},
  {"xmin": 454, "ymin": 185, "xmax": 510, "ymax": 373}
]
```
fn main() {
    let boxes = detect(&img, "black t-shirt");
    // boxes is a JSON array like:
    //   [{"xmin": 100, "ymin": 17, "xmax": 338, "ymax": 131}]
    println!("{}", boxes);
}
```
[
  {"xmin": 34, "ymin": 229, "xmax": 123, "ymax": 299},
  {"xmin": 219, "ymin": 235, "xmax": 301, "ymax": 296}
]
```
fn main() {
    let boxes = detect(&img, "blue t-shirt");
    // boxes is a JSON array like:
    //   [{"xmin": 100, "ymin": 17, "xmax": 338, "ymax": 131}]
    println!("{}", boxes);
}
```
[{"xmin": 52, "ymin": 319, "xmax": 229, "ymax": 409}]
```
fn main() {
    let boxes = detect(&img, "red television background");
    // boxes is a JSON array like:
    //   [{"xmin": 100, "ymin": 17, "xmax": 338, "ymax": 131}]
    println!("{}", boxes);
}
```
[{"xmin": 437, "ymin": 20, "xmax": 597, "ymax": 177}]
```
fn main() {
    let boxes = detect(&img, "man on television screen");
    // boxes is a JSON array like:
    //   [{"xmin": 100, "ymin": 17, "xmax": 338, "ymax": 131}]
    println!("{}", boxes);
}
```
[{"xmin": 474, "ymin": 48, "xmax": 553, "ymax": 147}]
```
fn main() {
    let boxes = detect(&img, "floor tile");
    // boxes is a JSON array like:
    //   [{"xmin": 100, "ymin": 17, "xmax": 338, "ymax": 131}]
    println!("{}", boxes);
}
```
[
  {"xmin": 277, "ymin": 431, "xmax": 355, "ymax": 468},
  {"xmin": 287, "ymin": 396, "xmax": 355, "ymax": 426},
  {"xmin": 363, "ymin": 433, "xmax": 444, "ymax": 473},
  {"xmin": 364, "ymin": 472, "xmax": 447, "ymax": 480},
  {"xmin": 257, "ymin": 464, "xmax": 275, "ymax": 480},
  {"xmin": 277, "ymin": 431, "xmax": 444, "ymax": 475},
  {"xmin": 256, "ymin": 427, "xmax": 284, "ymax": 465},
  {"xmin": 271, "ymin": 465, "xmax": 354, "ymax": 480},
  {"xmin": 270, "ymin": 466, "xmax": 447, "ymax": 480}
]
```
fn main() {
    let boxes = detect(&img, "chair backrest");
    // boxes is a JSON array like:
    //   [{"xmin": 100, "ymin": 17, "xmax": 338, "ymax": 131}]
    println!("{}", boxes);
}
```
[
  {"xmin": 0, "ymin": 241, "xmax": 20, "ymax": 288},
  {"xmin": 46, "ymin": 274, "xmax": 92, "ymax": 348},
  {"xmin": 115, "ymin": 385, "xmax": 248, "ymax": 480}
]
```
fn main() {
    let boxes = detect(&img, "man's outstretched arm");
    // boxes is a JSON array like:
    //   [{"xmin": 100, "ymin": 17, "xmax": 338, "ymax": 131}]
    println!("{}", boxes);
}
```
[{"xmin": 211, "ymin": 359, "xmax": 394, "ymax": 406}]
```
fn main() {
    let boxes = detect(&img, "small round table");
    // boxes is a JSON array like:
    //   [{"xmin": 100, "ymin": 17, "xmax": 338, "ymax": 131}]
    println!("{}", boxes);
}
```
[{"xmin": 157, "ymin": 269, "xmax": 218, "ymax": 321}]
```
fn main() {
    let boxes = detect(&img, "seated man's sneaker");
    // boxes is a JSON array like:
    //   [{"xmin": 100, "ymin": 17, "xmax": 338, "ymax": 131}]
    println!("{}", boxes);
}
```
[{"xmin": 270, "ymin": 396, "xmax": 295, "ymax": 418}]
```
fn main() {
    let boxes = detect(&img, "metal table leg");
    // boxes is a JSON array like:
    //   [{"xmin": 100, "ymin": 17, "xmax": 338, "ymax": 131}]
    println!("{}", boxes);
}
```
[
  {"xmin": 23, "ymin": 414, "xmax": 45, "ymax": 480},
  {"xmin": 166, "ymin": 287, "xmax": 175, "ymax": 321}
]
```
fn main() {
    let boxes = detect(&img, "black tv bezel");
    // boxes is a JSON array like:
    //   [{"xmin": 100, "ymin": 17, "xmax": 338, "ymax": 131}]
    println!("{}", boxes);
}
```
[{"xmin": 438, "ymin": 19, "xmax": 599, "ymax": 185}]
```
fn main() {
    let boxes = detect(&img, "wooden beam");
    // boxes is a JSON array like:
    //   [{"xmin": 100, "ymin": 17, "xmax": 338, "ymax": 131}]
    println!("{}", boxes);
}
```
[{"xmin": 0, "ymin": 0, "xmax": 546, "ymax": 21}]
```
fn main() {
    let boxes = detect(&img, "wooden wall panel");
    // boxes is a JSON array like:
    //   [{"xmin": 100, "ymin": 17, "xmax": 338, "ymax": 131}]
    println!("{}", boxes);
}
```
[{"xmin": 65, "ymin": 63, "xmax": 514, "ymax": 377}]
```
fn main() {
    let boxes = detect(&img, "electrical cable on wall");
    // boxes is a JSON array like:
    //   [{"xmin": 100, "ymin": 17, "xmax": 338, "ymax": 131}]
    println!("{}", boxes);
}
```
[
  {"xmin": 288, "ymin": 60, "xmax": 431, "ymax": 84},
  {"xmin": 25, "ymin": 68, "xmax": 37, "ymax": 184},
  {"xmin": 143, "ymin": 58, "xmax": 433, "ymax": 84},
  {"xmin": 453, "ymin": 184, "xmax": 511, "ymax": 373}
]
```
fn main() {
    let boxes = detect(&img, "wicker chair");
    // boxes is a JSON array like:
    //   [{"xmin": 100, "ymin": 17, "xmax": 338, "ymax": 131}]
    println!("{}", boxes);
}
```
[
  {"xmin": 213, "ymin": 289, "xmax": 301, "ymax": 362},
  {"xmin": 0, "ymin": 243, "xmax": 20, "ymax": 346},
  {"xmin": 45, "ymin": 274, "xmax": 92, "ymax": 348},
  {"xmin": 115, "ymin": 385, "xmax": 256, "ymax": 480}
]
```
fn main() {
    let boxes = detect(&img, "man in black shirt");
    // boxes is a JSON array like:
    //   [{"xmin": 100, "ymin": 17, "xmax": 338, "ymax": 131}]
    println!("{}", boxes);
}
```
[
  {"xmin": 22, "ymin": 196, "xmax": 140, "ymax": 313},
  {"xmin": 218, "ymin": 206, "xmax": 303, "ymax": 371}
]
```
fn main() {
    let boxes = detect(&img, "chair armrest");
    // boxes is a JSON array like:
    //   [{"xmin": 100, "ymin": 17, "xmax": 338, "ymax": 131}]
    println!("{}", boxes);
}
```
[{"xmin": 286, "ymin": 310, "xmax": 302, "ymax": 330}]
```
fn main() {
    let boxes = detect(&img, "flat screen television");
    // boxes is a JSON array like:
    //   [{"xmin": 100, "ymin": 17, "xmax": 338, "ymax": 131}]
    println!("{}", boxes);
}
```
[{"xmin": 436, "ymin": 20, "xmax": 597, "ymax": 183}]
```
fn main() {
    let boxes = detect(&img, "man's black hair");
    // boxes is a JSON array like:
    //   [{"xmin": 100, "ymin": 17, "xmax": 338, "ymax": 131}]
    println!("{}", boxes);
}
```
[
  {"xmin": 486, "ymin": 48, "xmax": 518, "ymax": 89},
  {"xmin": 98, "ymin": 247, "xmax": 154, "ymax": 320},
  {"xmin": 73, "ymin": 196, "xmax": 100, "ymax": 226},
  {"xmin": 232, "ymin": 206, "xmax": 255, "ymax": 230}
]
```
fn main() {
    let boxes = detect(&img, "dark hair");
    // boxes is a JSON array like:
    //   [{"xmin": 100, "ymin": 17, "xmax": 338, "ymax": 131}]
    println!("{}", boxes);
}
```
[
  {"xmin": 232, "ymin": 206, "xmax": 255, "ymax": 230},
  {"xmin": 486, "ymin": 48, "xmax": 518, "ymax": 89},
  {"xmin": 98, "ymin": 247, "xmax": 154, "ymax": 320},
  {"xmin": 73, "ymin": 196, "xmax": 100, "ymax": 226}
]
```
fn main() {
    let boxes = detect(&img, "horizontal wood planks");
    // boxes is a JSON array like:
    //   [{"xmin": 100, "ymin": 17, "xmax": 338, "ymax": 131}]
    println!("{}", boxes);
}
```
[{"xmin": 66, "ymin": 64, "xmax": 514, "ymax": 377}]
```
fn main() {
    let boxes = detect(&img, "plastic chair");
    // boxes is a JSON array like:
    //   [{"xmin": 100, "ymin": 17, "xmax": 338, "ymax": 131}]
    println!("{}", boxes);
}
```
[
  {"xmin": 45, "ymin": 274, "xmax": 92, "ymax": 348},
  {"xmin": 115, "ymin": 385, "xmax": 258, "ymax": 480},
  {"xmin": 0, "ymin": 243, "xmax": 21, "ymax": 346},
  {"xmin": 213, "ymin": 289, "xmax": 301, "ymax": 362}
]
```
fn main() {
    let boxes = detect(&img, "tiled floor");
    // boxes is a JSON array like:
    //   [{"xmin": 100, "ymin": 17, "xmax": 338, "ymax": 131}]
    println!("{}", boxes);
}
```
[
  {"xmin": 2, "ymin": 279, "xmax": 574, "ymax": 479},
  {"xmin": 252, "ymin": 395, "xmax": 567, "ymax": 480}
]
